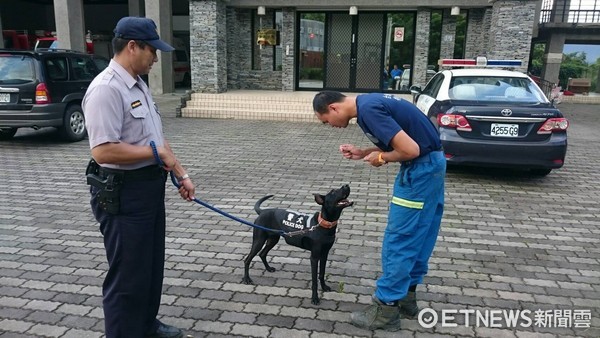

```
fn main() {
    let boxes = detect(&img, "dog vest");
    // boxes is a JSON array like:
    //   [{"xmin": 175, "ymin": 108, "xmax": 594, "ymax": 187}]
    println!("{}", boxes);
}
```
[{"xmin": 280, "ymin": 210, "xmax": 315, "ymax": 231}]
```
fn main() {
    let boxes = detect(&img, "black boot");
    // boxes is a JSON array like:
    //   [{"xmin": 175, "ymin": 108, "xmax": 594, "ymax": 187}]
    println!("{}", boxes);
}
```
[
  {"xmin": 350, "ymin": 295, "xmax": 402, "ymax": 331},
  {"xmin": 398, "ymin": 291, "xmax": 419, "ymax": 318}
]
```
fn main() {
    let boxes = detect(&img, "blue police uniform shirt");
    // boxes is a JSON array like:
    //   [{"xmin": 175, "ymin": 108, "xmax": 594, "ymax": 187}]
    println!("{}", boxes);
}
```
[{"xmin": 356, "ymin": 93, "xmax": 441, "ymax": 155}]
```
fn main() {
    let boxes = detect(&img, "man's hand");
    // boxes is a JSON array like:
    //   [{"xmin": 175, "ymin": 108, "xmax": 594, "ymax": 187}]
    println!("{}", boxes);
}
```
[
  {"xmin": 364, "ymin": 151, "xmax": 386, "ymax": 167},
  {"xmin": 157, "ymin": 146, "xmax": 178, "ymax": 169},
  {"xmin": 339, "ymin": 144, "xmax": 364, "ymax": 160},
  {"xmin": 178, "ymin": 178, "xmax": 196, "ymax": 201}
]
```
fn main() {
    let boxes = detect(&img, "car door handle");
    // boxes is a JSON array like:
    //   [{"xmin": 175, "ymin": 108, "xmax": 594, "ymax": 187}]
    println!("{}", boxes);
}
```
[{"xmin": 80, "ymin": 87, "xmax": 88, "ymax": 90}]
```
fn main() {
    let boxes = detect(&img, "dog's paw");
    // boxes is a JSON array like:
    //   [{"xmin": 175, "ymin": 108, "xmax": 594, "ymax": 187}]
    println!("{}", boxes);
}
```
[
  {"xmin": 241, "ymin": 277, "xmax": 254, "ymax": 285},
  {"xmin": 266, "ymin": 267, "xmax": 276, "ymax": 272},
  {"xmin": 322, "ymin": 284, "xmax": 332, "ymax": 292},
  {"xmin": 311, "ymin": 297, "xmax": 321, "ymax": 305}
]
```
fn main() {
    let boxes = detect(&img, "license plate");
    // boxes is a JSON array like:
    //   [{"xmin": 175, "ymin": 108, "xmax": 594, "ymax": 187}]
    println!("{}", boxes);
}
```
[
  {"xmin": 490, "ymin": 123, "xmax": 519, "ymax": 137},
  {"xmin": 0, "ymin": 93, "xmax": 9, "ymax": 103}
]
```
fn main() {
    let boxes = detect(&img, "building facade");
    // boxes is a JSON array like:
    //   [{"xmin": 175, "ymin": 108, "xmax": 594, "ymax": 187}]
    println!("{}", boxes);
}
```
[{"xmin": 190, "ymin": 0, "xmax": 539, "ymax": 93}]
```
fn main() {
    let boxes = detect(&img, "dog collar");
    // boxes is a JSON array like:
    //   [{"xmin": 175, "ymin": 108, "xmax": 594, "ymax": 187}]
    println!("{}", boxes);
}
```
[{"xmin": 318, "ymin": 213, "xmax": 337, "ymax": 228}]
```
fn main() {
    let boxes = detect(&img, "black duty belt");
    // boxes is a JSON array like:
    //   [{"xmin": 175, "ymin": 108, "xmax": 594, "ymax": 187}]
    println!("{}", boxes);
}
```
[{"xmin": 98, "ymin": 165, "xmax": 165, "ymax": 182}]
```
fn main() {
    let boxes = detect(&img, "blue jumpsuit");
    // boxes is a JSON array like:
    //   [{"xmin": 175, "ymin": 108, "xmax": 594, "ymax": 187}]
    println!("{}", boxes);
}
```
[{"xmin": 356, "ymin": 93, "xmax": 446, "ymax": 303}]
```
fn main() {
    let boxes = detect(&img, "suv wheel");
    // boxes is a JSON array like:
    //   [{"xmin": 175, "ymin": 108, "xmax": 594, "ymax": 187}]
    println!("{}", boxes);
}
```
[
  {"xmin": 0, "ymin": 127, "xmax": 18, "ymax": 140},
  {"xmin": 60, "ymin": 104, "xmax": 86, "ymax": 142}
]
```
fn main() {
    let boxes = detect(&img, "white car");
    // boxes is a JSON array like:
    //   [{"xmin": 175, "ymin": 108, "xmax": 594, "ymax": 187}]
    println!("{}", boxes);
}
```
[
  {"xmin": 398, "ymin": 69, "xmax": 436, "ymax": 90},
  {"xmin": 410, "ymin": 58, "xmax": 568, "ymax": 176}
]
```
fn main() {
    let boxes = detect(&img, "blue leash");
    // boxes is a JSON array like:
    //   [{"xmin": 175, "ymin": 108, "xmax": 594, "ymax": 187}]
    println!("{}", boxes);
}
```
[{"xmin": 150, "ymin": 141, "xmax": 301, "ymax": 237}]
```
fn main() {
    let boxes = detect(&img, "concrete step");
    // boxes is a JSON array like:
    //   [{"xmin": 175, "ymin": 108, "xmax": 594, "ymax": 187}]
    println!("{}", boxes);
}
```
[
  {"xmin": 180, "ymin": 90, "xmax": 414, "ymax": 122},
  {"xmin": 181, "ymin": 106, "xmax": 319, "ymax": 123}
]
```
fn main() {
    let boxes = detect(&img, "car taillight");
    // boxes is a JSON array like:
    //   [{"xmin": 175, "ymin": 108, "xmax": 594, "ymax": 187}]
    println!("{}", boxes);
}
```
[
  {"xmin": 437, "ymin": 114, "xmax": 472, "ymax": 131},
  {"xmin": 35, "ymin": 83, "xmax": 51, "ymax": 104},
  {"xmin": 537, "ymin": 118, "xmax": 568, "ymax": 134}
]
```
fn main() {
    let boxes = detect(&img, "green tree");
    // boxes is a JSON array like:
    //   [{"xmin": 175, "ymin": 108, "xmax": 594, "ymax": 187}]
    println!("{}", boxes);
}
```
[
  {"xmin": 453, "ymin": 13, "xmax": 467, "ymax": 59},
  {"xmin": 560, "ymin": 52, "xmax": 588, "ymax": 89},
  {"xmin": 528, "ymin": 43, "xmax": 545, "ymax": 76},
  {"xmin": 428, "ymin": 11, "xmax": 442, "ymax": 71},
  {"xmin": 303, "ymin": 13, "xmax": 325, "ymax": 22}
]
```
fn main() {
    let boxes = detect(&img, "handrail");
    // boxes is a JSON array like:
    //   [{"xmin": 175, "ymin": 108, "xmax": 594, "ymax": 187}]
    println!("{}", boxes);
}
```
[{"xmin": 540, "ymin": 0, "xmax": 600, "ymax": 24}]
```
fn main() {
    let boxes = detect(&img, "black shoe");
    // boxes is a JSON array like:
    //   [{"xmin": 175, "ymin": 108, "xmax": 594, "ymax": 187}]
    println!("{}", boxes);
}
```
[{"xmin": 145, "ymin": 322, "xmax": 183, "ymax": 338}]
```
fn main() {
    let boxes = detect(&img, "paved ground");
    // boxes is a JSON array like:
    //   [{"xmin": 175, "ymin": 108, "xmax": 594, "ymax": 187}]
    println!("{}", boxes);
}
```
[{"xmin": 0, "ymin": 103, "xmax": 599, "ymax": 338}]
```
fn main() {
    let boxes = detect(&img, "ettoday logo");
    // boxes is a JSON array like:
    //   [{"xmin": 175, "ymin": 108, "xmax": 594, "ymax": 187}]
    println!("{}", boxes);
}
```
[{"xmin": 417, "ymin": 308, "xmax": 592, "ymax": 329}]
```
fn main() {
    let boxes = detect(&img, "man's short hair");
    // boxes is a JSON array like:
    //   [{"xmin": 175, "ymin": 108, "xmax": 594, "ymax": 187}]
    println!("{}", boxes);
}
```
[
  {"xmin": 112, "ymin": 37, "xmax": 148, "ymax": 54},
  {"xmin": 313, "ymin": 91, "xmax": 346, "ymax": 114}
]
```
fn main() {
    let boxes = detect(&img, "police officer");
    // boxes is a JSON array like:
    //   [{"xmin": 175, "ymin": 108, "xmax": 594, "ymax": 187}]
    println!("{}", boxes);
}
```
[
  {"xmin": 312, "ymin": 91, "xmax": 446, "ymax": 331},
  {"xmin": 83, "ymin": 17, "xmax": 195, "ymax": 338}
]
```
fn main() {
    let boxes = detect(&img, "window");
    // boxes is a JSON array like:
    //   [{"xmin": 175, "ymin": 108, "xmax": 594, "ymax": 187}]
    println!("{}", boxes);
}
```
[
  {"xmin": 93, "ymin": 57, "xmax": 109, "ymax": 71},
  {"xmin": 422, "ymin": 73, "xmax": 444, "ymax": 97},
  {"xmin": 44, "ymin": 57, "xmax": 68, "ymax": 81},
  {"xmin": 0, "ymin": 55, "xmax": 36, "ymax": 84},
  {"xmin": 70, "ymin": 56, "xmax": 97, "ymax": 80},
  {"xmin": 449, "ymin": 76, "xmax": 546, "ymax": 102}
]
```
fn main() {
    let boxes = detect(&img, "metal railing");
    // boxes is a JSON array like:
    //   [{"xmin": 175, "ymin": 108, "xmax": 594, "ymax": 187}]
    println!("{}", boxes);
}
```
[
  {"xmin": 530, "ymin": 74, "xmax": 558, "ymax": 99},
  {"xmin": 540, "ymin": 0, "xmax": 600, "ymax": 23}
]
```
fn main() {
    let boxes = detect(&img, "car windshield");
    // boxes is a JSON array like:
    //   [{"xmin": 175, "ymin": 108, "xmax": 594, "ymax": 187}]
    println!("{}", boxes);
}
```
[
  {"xmin": 0, "ymin": 55, "xmax": 36, "ymax": 84},
  {"xmin": 449, "ymin": 76, "xmax": 546, "ymax": 103}
]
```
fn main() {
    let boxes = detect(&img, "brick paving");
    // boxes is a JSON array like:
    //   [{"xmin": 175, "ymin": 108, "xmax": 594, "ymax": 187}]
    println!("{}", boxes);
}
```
[{"xmin": 0, "ymin": 102, "xmax": 599, "ymax": 337}]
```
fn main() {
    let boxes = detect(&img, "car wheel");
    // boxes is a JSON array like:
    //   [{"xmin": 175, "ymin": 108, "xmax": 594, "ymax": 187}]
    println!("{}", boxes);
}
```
[
  {"xmin": 0, "ymin": 127, "xmax": 18, "ymax": 140},
  {"xmin": 531, "ymin": 168, "xmax": 552, "ymax": 176},
  {"xmin": 60, "ymin": 104, "xmax": 86, "ymax": 142}
]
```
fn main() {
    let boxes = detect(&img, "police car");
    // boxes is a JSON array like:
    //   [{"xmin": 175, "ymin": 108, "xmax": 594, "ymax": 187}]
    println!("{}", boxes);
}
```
[{"xmin": 411, "ymin": 57, "xmax": 568, "ymax": 176}]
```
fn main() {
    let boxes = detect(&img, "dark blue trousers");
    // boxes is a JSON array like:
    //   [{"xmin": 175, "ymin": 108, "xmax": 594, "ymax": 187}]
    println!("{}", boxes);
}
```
[{"xmin": 91, "ymin": 176, "xmax": 166, "ymax": 338}]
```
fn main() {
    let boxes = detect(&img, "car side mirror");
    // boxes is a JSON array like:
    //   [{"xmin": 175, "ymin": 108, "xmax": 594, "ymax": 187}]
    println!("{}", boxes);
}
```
[
  {"xmin": 409, "ymin": 85, "xmax": 422, "ymax": 103},
  {"xmin": 410, "ymin": 85, "xmax": 422, "ymax": 95}
]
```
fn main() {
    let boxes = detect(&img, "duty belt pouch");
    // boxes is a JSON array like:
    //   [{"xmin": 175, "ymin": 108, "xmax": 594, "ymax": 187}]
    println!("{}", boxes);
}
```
[{"xmin": 85, "ymin": 159, "xmax": 122, "ymax": 214}]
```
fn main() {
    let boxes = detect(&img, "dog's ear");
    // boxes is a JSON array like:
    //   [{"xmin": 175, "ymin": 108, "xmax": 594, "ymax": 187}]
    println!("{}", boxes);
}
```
[{"xmin": 314, "ymin": 194, "xmax": 325, "ymax": 205}]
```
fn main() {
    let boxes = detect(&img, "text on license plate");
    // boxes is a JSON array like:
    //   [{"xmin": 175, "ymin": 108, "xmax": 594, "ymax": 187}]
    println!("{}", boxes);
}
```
[
  {"xmin": 0, "ymin": 93, "xmax": 9, "ymax": 103},
  {"xmin": 490, "ymin": 123, "xmax": 519, "ymax": 137}
]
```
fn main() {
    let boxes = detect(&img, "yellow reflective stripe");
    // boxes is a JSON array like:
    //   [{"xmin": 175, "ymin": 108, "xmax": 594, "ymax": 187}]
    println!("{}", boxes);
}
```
[{"xmin": 391, "ymin": 196, "xmax": 424, "ymax": 209}]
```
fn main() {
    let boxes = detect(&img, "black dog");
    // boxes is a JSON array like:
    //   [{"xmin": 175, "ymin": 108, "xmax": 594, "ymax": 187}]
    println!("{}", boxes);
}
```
[{"xmin": 242, "ymin": 184, "xmax": 353, "ymax": 305}]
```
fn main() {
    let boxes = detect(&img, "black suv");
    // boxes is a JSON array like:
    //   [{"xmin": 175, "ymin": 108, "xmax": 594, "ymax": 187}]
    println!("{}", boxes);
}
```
[{"xmin": 0, "ymin": 48, "xmax": 109, "ymax": 141}]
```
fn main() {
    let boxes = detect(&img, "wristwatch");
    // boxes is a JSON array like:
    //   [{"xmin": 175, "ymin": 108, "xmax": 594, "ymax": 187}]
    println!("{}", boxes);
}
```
[
  {"xmin": 377, "ymin": 152, "xmax": 387, "ymax": 165},
  {"xmin": 178, "ymin": 173, "xmax": 190, "ymax": 181}
]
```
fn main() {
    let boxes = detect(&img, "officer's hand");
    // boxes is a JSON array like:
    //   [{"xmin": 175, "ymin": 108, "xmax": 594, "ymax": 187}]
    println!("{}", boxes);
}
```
[
  {"xmin": 339, "ymin": 144, "xmax": 363, "ymax": 160},
  {"xmin": 157, "ymin": 146, "xmax": 177, "ymax": 169},
  {"xmin": 178, "ymin": 178, "xmax": 196, "ymax": 201},
  {"xmin": 364, "ymin": 152, "xmax": 385, "ymax": 167}
]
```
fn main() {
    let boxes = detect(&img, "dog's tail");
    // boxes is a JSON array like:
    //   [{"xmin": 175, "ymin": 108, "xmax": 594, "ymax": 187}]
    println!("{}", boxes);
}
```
[{"xmin": 254, "ymin": 195, "xmax": 274, "ymax": 215}]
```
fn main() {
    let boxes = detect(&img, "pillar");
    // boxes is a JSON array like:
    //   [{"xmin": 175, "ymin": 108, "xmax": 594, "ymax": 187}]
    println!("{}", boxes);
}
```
[
  {"xmin": 487, "ymin": 0, "xmax": 537, "ymax": 73},
  {"xmin": 413, "ymin": 8, "xmax": 431, "ymax": 88},
  {"xmin": 190, "ymin": 0, "xmax": 227, "ymax": 93},
  {"xmin": 281, "ymin": 7, "xmax": 296, "ymax": 91},
  {"xmin": 439, "ymin": 8, "xmax": 456, "ymax": 60},
  {"xmin": 54, "ymin": 0, "xmax": 86, "ymax": 52},
  {"xmin": 541, "ymin": 33, "xmax": 565, "ymax": 85},
  {"xmin": 146, "ymin": 0, "xmax": 174, "ymax": 95},
  {"xmin": 128, "ymin": 0, "xmax": 144, "ymax": 17},
  {"xmin": 464, "ymin": 8, "xmax": 486, "ymax": 58}
]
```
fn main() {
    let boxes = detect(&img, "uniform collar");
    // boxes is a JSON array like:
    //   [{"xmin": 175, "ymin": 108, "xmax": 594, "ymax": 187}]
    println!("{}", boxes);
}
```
[{"xmin": 108, "ymin": 59, "xmax": 144, "ymax": 89}]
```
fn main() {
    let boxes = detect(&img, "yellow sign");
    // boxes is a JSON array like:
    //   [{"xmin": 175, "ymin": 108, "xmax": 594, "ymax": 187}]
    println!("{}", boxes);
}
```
[{"xmin": 257, "ymin": 29, "xmax": 279, "ymax": 46}]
